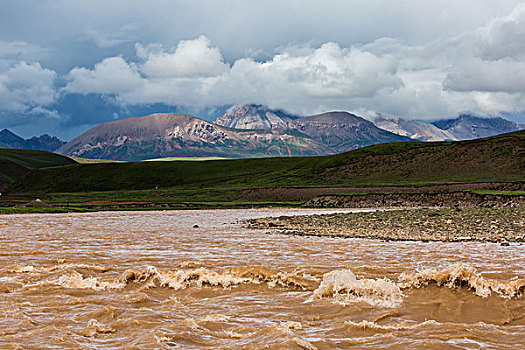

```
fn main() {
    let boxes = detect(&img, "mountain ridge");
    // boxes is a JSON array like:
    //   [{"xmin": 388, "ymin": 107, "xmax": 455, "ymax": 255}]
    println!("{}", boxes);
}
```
[
  {"xmin": 374, "ymin": 114, "xmax": 458, "ymax": 141},
  {"xmin": 0, "ymin": 129, "xmax": 66, "ymax": 152},
  {"xmin": 431, "ymin": 114, "xmax": 523, "ymax": 140},
  {"xmin": 288, "ymin": 111, "xmax": 411, "ymax": 152}
]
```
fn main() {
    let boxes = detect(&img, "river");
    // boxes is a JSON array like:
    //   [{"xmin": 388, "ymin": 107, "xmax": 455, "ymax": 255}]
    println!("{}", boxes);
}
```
[{"xmin": 1, "ymin": 209, "xmax": 523, "ymax": 349}]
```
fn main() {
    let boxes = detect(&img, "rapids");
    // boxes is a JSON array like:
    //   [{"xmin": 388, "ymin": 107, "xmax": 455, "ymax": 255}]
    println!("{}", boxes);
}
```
[{"xmin": 0, "ymin": 209, "xmax": 523, "ymax": 349}]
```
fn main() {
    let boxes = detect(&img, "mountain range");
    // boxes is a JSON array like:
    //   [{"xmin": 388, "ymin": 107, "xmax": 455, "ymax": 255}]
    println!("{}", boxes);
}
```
[
  {"xmin": 2, "ymin": 104, "xmax": 523, "ymax": 160},
  {"xmin": 374, "ymin": 113, "xmax": 523, "ymax": 141},
  {"xmin": 57, "ymin": 107, "xmax": 413, "ymax": 160},
  {"xmin": 0, "ymin": 129, "xmax": 66, "ymax": 152}
]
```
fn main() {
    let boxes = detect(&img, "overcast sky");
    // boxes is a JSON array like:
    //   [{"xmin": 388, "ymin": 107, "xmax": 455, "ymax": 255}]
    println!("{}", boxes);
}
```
[{"xmin": 1, "ymin": 0, "xmax": 524, "ymax": 139}]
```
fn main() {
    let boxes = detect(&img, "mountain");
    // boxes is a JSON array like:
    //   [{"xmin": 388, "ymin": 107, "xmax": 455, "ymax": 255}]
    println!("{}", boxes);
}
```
[
  {"xmin": 25, "ymin": 134, "xmax": 67, "ymax": 152},
  {"xmin": 215, "ymin": 104, "xmax": 299, "ymax": 130},
  {"xmin": 57, "ymin": 113, "xmax": 330, "ymax": 161},
  {"xmin": 0, "ymin": 129, "xmax": 26, "ymax": 148},
  {"xmin": 431, "ymin": 115, "xmax": 523, "ymax": 140},
  {"xmin": 288, "ymin": 111, "xmax": 412, "ymax": 152},
  {"xmin": 374, "ymin": 114, "xmax": 458, "ymax": 141},
  {"xmin": 0, "ymin": 148, "xmax": 76, "ymax": 189},
  {"xmin": 217, "ymin": 105, "xmax": 412, "ymax": 153},
  {"xmin": 0, "ymin": 129, "xmax": 66, "ymax": 151}
]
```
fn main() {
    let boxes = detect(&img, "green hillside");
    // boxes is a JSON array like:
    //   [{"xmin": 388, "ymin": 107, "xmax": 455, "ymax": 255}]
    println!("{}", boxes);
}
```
[
  {"xmin": 0, "ymin": 149, "xmax": 77, "ymax": 189},
  {"xmin": 7, "ymin": 130, "xmax": 524, "ymax": 196}
]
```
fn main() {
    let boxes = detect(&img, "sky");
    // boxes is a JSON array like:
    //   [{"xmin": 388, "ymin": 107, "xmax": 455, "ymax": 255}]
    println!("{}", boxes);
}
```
[{"xmin": 1, "ymin": 0, "xmax": 525, "ymax": 140}]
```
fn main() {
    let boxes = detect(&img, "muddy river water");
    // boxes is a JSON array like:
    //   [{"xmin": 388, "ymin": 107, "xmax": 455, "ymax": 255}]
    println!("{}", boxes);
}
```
[{"xmin": 0, "ymin": 209, "xmax": 524, "ymax": 349}]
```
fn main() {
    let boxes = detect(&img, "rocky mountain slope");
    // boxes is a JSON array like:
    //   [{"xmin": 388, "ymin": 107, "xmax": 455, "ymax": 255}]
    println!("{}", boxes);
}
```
[
  {"xmin": 57, "ymin": 113, "xmax": 330, "ymax": 161},
  {"xmin": 431, "ymin": 114, "xmax": 523, "ymax": 140},
  {"xmin": 0, "ymin": 129, "xmax": 66, "ymax": 151},
  {"xmin": 217, "ymin": 105, "xmax": 412, "ymax": 152},
  {"xmin": 374, "ymin": 114, "xmax": 458, "ymax": 141},
  {"xmin": 288, "ymin": 111, "xmax": 411, "ymax": 152},
  {"xmin": 216, "ymin": 104, "xmax": 298, "ymax": 130}
]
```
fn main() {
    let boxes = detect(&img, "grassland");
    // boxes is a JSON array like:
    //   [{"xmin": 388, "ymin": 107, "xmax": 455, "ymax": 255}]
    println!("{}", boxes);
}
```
[
  {"xmin": 143, "ymin": 156, "xmax": 230, "ymax": 162},
  {"xmin": 2, "ymin": 130, "xmax": 523, "ymax": 211},
  {"xmin": 0, "ymin": 148, "xmax": 76, "ymax": 189}
]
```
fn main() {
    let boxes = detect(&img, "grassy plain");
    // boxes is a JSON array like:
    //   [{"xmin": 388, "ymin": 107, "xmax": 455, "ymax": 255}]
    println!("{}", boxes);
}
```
[{"xmin": 1, "ymin": 130, "xmax": 523, "ymax": 212}]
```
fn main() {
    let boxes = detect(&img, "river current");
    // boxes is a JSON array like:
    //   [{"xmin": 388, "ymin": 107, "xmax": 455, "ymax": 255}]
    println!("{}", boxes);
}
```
[{"xmin": 1, "ymin": 209, "xmax": 523, "ymax": 349}]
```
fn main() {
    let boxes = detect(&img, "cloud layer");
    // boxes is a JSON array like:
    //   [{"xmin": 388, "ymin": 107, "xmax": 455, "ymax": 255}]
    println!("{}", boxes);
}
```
[
  {"xmin": 1, "ymin": 1, "xmax": 525, "ymax": 138},
  {"xmin": 59, "ymin": 3, "xmax": 525, "ymax": 119}
]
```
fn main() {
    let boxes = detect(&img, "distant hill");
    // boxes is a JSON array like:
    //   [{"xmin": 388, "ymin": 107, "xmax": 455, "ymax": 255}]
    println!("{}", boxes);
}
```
[
  {"xmin": 374, "ymin": 114, "xmax": 458, "ymax": 141},
  {"xmin": 10, "ymin": 130, "xmax": 524, "ymax": 194},
  {"xmin": 56, "ymin": 113, "xmax": 330, "ymax": 161},
  {"xmin": 0, "ymin": 148, "xmax": 76, "ymax": 189},
  {"xmin": 431, "ymin": 115, "xmax": 523, "ymax": 140},
  {"xmin": 0, "ymin": 129, "xmax": 66, "ymax": 151}
]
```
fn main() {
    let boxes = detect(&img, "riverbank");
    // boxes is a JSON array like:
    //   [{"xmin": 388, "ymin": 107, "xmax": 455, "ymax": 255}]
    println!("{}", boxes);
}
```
[
  {"xmin": 247, "ymin": 207, "xmax": 525, "ymax": 243},
  {"xmin": 303, "ymin": 191, "xmax": 524, "ymax": 209}
]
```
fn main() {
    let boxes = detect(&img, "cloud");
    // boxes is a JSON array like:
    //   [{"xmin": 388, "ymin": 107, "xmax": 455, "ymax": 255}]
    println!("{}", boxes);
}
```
[
  {"xmin": 64, "ymin": 37, "xmax": 404, "ymax": 110},
  {"xmin": 442, "ymin": 4, "xmax": 525, "ymax": 97},
  {"xmin": 444, "ymin": 58, "xmax": 525, "ymax": 93},
  {"xmin": 0, "ymin": 61, "xmax": 57, "ymax": 112},
  {"xmin": 17, "ymin": 2, "xmax": 525, "ymax": 123},
  {"xmin": 477, "ymin": 3, "xmax": 525, "ymax": 60},
  {"xmin": 79, "ymin": 26, "xmax": 139, "ymax": 48},
  {"xmin": 65, "ymin": 56, "xmax": 144, "ymax": 95},
  {"xmin": 0, "ymin": 40, "xmax": 48, "ymax": 62},
  {"xmin": 139, "ymin": 35, "xmax": 229, "ymax": 78}
]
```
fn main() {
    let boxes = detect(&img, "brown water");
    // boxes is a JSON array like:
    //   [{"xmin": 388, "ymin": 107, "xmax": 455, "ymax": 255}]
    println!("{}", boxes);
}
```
[{"xmin": 1, "ymin": 209, "xmax": 524, "ymax": 349}]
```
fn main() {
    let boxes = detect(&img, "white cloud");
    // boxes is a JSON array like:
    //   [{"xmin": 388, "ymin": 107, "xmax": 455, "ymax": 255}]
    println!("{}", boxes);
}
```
[
  {"xmin": 140, "ymin": 35, "xmax": 229, "ymax": 78},
  {"xmin": 64, "ymin": 38, "xmax": 404, "ymax": 110},
  {"xmin": 61, "ymin": 3, "xmax": 525, "ymax": 119},
  {"xmin": 65, "ymin": 56, "xmax": 144, "ymax": 95},
  {"xmin": 0, "ymin": 61, "xmax": 57, "ymax": 112},
  {"xmin": 444, "ymin": 58, "xmax": 525, "ymax": 93},
  {"xmin": 477, "ymin": 3, "xmax": 525, "ymax": 60},
  {"xmin": 0, "ymin": 40, "xmax": 47, "ymax": 61}
]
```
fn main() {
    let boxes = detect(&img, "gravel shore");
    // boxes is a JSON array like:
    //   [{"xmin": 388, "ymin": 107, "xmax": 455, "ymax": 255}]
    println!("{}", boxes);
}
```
[{"xmin": 247, "ymin": 207, "xmax": 525, "ymax": 243}]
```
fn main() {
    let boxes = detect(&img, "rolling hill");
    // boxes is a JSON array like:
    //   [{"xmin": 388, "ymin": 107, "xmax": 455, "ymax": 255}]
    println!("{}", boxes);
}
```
[{"xmin": 0, "ymin": 148, "xmax": 77, "ymax": 189}]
